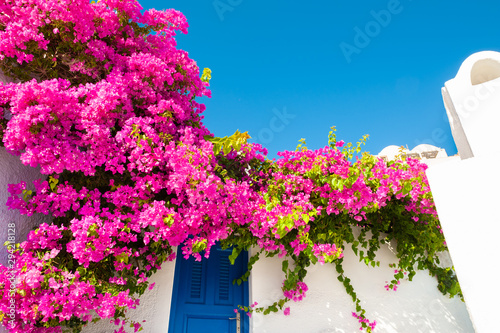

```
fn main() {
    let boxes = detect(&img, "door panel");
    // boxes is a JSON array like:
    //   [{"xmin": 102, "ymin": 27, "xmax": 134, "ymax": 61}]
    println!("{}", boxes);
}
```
[
  {"xmin": 186, "ymin": 315, "xmax": 230, "ymax": 333},
  {"xmin": 169, "ymin": 244, "xmax": 249, "ymax": 333}
]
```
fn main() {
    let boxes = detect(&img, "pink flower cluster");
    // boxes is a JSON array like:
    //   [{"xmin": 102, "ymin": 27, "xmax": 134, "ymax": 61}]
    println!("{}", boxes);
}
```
[
  {"xmin": 0, "ymin": 249, "xmax": 138, "ymax": 331},
  {"xmin": 0, "ymin": 0, "xmax": 214, "ymax": 331},
  {"xmin": 312, "ymin": 243, "xmax": 343, "ymax": 265},
  {"xmin": 352, "ymin": 312, "xmax": 377, "ymax": 331},
  {"xmin": 283, "ymin": 281, "xmax": 308, "ymax": 302},
  {"xmin": 0, "ymin": 0, "xmax": 445, "ymax": 332}
]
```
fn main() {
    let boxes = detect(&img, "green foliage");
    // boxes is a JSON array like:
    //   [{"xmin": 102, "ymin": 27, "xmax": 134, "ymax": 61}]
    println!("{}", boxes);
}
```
[
  {"xmin": 0, "ymin": 117, "xmax": 7, "ymax": 147},
  {"xmin": 205, "ymin": 130, "xmax": 251, "ymax": 155},
  {"xmin": 201, "ymin": 68, "xmax": 212, "ymax": 83},
  {"xmin": 222, "ymin": 132, "xmax": 461, "ymax": 331},
  {"xmin": 328, "ymin": 125, "xmax": 369, "ymax": 159}
]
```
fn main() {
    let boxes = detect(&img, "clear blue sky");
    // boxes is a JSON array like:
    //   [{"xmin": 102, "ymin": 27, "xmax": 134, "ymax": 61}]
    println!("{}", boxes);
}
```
[{"xmin": 140, "ymin": 0, "xmax": 500, "ymax": 158}]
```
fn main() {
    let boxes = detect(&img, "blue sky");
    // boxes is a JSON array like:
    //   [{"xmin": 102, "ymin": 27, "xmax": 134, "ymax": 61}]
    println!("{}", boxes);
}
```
[{"xmin": 140, "ymin": 0, "xmax": 500, "ymax": 158}]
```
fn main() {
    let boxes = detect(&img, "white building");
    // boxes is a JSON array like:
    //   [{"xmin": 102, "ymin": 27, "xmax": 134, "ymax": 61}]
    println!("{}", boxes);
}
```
[{"xmin": 376, "ymin": 143, "xmax": 452, "ymax": 165}]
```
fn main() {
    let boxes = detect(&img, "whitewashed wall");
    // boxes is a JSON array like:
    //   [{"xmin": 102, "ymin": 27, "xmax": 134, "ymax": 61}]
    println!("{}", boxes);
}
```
[
  {"xmin": 427, "ymin": 155, "xmax": 500, "ymax": 333},
  {"xmin": 249, "ymin": 242, "xmax": 472, "ymax": 333},
  {"xmin": 426, "ymin": 51, "xmax": 500, "ymax": 333}
]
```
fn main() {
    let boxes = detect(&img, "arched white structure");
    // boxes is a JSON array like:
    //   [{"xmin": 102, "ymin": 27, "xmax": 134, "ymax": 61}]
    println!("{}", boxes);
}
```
[
  {"xmin": 441, "ymin": 51, "xmax": 500, "ymax": 159},
  {"xmin": 427, "ymin": 51, "xmax": 500, "ymax": 333},
  {"xmin": 376, "ymin": 144, "xmax": 448, "ymax": 164},
  {"xmin": 376, "ymin": 145, "xmax": 408, "ymax": 161}
]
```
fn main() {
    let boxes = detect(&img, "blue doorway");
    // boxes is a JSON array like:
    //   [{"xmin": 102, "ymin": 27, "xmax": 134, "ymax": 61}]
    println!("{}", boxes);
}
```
[{"xmin": 168, "ymin": 243, "xmax": 249, "ymax": 333}]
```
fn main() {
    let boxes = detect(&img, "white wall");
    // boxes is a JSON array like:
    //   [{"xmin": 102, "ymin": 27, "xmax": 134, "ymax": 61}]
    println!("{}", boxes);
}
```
[
  {"xmin": 425, "ymin": 51, "xmax": 500, "ymax": 333},
  {"xmin": 249, "ymin": 238, "xmax": 473, "ymax": 333},
  {"xmin": 427, "ymin": 155, "xmax": 500, "ymax": 333},
  {"xmin": 0, "ymin": 151, "xmax": 52, "ymax": 265},
  {"xmin": 377, "ymin": 144, "xmax": 449, "ymax": 164}
]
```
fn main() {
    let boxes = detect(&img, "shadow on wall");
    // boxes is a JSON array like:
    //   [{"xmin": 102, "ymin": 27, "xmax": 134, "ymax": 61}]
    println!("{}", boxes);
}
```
[
  {"xmin": 368, "ymin": 297, "xmax": 471, "ymax": 333},
  {"xmin": 249, "ymin": 228, "xmax": 473, "ymax": 333},
  {"xmin": 0, "ymin": 149, "xmax": 51, "ymax": 333},
  {"xmin": 0, "ymin": 140, "xmax": 52, "ymax": 267}
]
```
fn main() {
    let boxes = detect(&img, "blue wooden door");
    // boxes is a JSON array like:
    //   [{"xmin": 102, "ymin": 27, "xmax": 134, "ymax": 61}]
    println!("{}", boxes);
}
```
[{"xmin": 168, "ymin": 244, "xmax": 249, "ymax": 333}]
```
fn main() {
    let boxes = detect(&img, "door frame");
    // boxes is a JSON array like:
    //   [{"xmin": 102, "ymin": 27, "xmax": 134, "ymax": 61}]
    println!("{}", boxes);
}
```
[{"xmin": 168, "ymin": 243, "xmax": 250, "ymax": 333}]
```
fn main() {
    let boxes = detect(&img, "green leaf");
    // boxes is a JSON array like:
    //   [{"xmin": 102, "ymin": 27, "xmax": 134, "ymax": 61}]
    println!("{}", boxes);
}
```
[
  {"xmin": 282, "ymin": 260, "xmax": 289, "ymax": 273},
  {"xmin": 228, "ymin": 247, "xmax": 241, "ymax": 265},
  {"xmin": 22, "ymin": 189, "xmax": 33, "ymax": 202},
  {"xmin": 192, "ymin": 239, "xmax": 207, "ymax": 253},
  {"xmin": 201, "ymin": 67, "xmax": 212, "ymax": 83},
  {"xmin": 115, "ymin": 252, "xmax": 129, "ymax": 264},
  {"xmin": 49, "ymin": 176, "xmax": 59, "ymax": 191},
  {"xmin": 402, "ymin": 182, "xmax": 412, "ymax": 195}
]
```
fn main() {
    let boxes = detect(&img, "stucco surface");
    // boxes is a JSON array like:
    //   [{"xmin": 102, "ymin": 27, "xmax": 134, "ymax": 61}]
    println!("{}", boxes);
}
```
[
  {"xmin": 428, "ymin": 51, "xmax": 500, "ymax": 333},
  {"xmin": 249, "ymin": 236, "xmax": 473, "ymax": 333},
  {"xmin": 442, "ymin": 51, "xmax": 500, "ymax": 159},
  {"xmin": 426, "ymin": 142, "xmax": 500, "ymax": 333}
]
